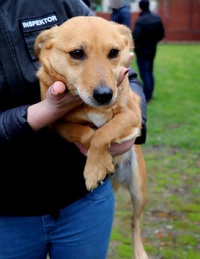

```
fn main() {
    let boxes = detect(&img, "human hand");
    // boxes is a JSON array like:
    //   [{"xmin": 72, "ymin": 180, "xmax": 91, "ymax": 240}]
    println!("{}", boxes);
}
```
[
  {"xmin": 118, "ymin": 52, "xmax": 134, "ymax": 86},
  {"xmin": 108, "ymin": 138, "xmax": 135, "ymax": 156},
  {"xmin": 76, "ymin": 138, "xmax": 135, "ymax": 157},
  {"xmin": 45, "ymin": 81, "xmax": 82, "ymax": 118},
  {"xmin": 27, "ymin": 81, "xmax": 82, "ymax": 131}
]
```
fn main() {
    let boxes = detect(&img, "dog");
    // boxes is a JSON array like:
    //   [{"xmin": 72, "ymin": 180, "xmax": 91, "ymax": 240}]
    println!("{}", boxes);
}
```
[{"xmin": 34, "ymin": 16, "xmax": 148, "ymax": 259}]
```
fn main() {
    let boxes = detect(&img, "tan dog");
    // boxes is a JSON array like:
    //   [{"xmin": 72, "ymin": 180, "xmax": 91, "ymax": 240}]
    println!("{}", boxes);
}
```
[{"xmin": 34, "ymin": 16, "xmax": 148, "ymax": 259}]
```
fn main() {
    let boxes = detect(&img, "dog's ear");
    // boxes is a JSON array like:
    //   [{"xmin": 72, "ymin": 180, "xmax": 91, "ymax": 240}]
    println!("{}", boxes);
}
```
[
  {"xmin": 34, "ymin": 25, "xmax": 58, "ymax": 59},
  {"xmin": 116, "ymin": 24, "xmax": 134, "ymax": 51}
]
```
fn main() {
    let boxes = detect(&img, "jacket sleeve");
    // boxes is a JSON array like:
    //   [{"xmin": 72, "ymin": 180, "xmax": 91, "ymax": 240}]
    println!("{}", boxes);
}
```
[
  {"xmin": 128, "ymin": 68, "xmax": 147, "ymax": 144},
  {"xmin": 132, "ymin": 21, "xmax": 143, "ymax": 42},
  {"xmin": 0, "ymin": 105, "xmax": 36, "ymax": 144}
]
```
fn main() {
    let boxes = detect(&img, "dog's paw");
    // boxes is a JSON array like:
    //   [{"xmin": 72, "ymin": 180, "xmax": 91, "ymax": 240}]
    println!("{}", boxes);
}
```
[
  {"xmin": 84, "ymin": 151, "xmax": 114, "ymax": 191},
  {"xmin": 85, "ymin": 177, "xmax": 105, "ymax": 192},
  {"xmin": 134, "ymin": 252, "xmax": 149, "ymax": 259},
  {"xmin": 134, "ymin": 246, "xmax": 149, "ymax": 259},
  {"xmin": 84, "ymin": 165, "xmax": 108, "ymax": 191}
]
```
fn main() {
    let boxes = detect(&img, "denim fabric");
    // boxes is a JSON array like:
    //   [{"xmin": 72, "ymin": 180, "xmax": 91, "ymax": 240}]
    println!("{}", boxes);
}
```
[
  {"xmin": 136, "ymin": 55, "xmax": 155, "ymax": 102},
  {"xmin": 0, "ymin": 178, "xmax": 115, "ymax": 259}
]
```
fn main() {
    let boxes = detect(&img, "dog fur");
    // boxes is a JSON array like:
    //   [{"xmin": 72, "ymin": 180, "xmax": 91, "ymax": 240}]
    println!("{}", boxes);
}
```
[{"xmin": 34, "ymin": 16, "xmax": 148, "ymax": 259}]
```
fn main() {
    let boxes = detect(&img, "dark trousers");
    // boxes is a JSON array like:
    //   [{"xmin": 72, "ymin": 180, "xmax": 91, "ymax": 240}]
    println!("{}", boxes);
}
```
[{"xmin": 136, "ymin": 54, "xmax": 155, "ymax": 102}]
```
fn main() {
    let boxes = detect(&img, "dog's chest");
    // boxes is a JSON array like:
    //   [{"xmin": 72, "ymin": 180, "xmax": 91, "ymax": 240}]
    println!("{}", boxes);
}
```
[{"xmin": 86, "ymin": 111, "xmax": 110, "ymax": 128}]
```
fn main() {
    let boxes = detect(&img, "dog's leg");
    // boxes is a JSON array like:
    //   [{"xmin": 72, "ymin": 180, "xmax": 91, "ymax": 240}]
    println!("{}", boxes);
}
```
[
  {"xmin": 129, "ymin": 145, "xmax": 148, "ymax": 259},
  {"xmin": 111, "ymin": 146, "xmax": 148, "ymax": 259},
  {"xmin": 51, "ymin": 121, "xmax": 95, "ymax": 149}
]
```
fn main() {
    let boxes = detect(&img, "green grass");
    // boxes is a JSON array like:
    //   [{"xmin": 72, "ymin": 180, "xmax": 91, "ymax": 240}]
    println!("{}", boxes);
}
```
[{"xmin": 108, "ymin": 43, "xmax": 200, "ymax": 259}]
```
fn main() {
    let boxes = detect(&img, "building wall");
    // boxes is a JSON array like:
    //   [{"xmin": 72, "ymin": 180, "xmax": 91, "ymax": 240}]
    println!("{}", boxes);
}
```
[
  {"xmin": 158, "ymin": 0, "xmax": 200, "ymax": 41},
  {"xmin": 97, "ymin": 0, "xmax": 200, "ymax": 42}
]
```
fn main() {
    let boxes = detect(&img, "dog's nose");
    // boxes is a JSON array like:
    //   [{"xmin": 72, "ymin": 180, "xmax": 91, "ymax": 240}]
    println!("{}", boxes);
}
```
[{"xmin": 93, "ymin": 87, "xmax": 113, "ymax": 104}]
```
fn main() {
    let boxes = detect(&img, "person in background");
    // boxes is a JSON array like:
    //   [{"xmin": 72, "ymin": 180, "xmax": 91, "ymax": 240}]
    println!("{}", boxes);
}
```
[
  {"xmin": 110, "ymin": 0, "xmax": 131, "ymax": 28},
  {"xmin": 132, "ymin": 0, "xmax": 165, "ymax": 103},
  {"xmin": 0, "ymin": 0, "xmax": 146, "ymax": 258}
]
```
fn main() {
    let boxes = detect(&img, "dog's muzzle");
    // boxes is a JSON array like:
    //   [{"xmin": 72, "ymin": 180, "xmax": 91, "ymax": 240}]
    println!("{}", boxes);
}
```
[{"xmin": 93, "ymin": 86, "xmax": 113, "ymax": 105}]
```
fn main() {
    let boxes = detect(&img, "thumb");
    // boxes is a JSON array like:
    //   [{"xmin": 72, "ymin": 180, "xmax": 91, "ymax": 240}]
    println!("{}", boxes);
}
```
[
  {"xmin": 52, "ymin": 81, "xmax": 66, "ymax": 95},
  {"xmin": 117, "ymin": 52, "xmax": 134, "ymax": 86},
  {"xmin": 47, "ymin": 81, "xmax": 67, "ymax": 102},
  {"xmin": 117, "ymin": 68, "xmax": 129, "ymax": 86},
  {"xmin": 124, "ymin": 52, "xmax": 134, "ymax": 68}
]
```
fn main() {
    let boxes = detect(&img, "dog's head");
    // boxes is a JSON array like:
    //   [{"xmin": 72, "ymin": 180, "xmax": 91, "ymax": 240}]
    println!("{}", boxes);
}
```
[{"xmin": 34, "ymin": 16, "xmax": 134, "ymax": 107}]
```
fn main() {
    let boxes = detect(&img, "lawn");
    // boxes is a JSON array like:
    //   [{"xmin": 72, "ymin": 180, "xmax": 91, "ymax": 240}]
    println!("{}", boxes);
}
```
[{"xmin": 108, "ymin": 43, "xmax": 200, "ymax": 259}]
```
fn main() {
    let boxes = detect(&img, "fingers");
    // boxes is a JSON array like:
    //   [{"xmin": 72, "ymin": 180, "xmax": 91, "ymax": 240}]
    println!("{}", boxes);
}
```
[
  {"xmin": 47, "ymin": 81, "xmax": 67, "ymax": 102},
  {"xmin": 76, "ymin": 138, "xmax": 136, "ymax": 157},
  {"xmin": 125, "ymin": 52, "xmax": 134, "ymax": 68},
  {"xmin": 45, "ymin": 81, "xmax": 82, "ymax": 119},
  {"xmin": 47, "ymin": 81, "xmax": 79, "ymax": 103},
  {"xmin": 52, "ymin": 81, "xmax": 66, "ymax": 94},
  {"xmin": 109, "ymin": 138, "xmax": 135, "ymax": 157},
  {"xmin": 117, "ymin": 68, "xmax": 129, "ymax": 86},
  {"xmin": 117, "ymin": 52, "xmax": 134, "ymax": 86},
  {"xmin": 76, "ymin": 143, "xmax": 88, "ymax": 156}
]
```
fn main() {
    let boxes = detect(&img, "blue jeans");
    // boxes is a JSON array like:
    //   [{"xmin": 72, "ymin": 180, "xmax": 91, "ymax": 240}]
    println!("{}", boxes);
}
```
[
  {"xmin": 0, "ymin": 178, "xmax": 115, "ymax": 259},
  {"xmin": 136, "ymin": 55, "xmax": 155, "ymax": 102}
]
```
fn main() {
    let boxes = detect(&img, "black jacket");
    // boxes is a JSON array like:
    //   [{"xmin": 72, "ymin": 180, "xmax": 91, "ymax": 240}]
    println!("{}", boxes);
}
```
[
  {"xmin": 132, "ymin": 10, "xmax": 165, "ymax": 58},
  {"xmin": 0, "ymin": 0, "xmax": 146, "ymax": 216}
]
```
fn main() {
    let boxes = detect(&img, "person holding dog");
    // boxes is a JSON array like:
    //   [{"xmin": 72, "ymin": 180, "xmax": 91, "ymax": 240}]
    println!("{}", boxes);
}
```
[{"xmin": 0, "ymin": 0, "xmax": 147, "ymax": 258}]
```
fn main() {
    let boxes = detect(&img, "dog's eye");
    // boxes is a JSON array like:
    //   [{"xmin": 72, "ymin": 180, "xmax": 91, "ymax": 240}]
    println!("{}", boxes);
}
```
[
  {"xmin": 108, "ymin": 49, "xmax": 119, "ymax": 59},
  {"xmin": 69, "ymin": 49, "xmax": 85, "ymax": 60}
]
